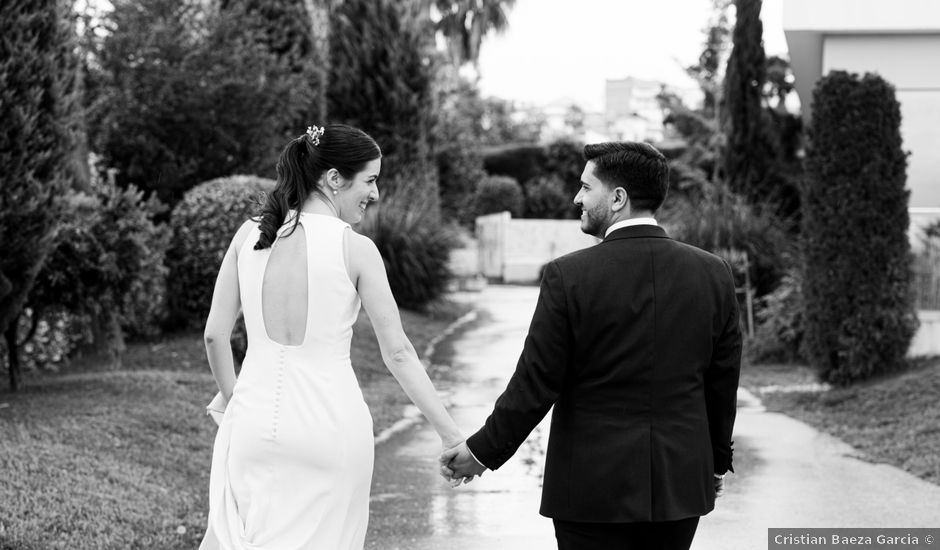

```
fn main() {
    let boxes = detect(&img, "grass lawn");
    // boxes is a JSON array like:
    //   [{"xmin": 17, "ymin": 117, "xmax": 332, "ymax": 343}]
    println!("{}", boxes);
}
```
[
  {"xmin": 740, "ymin": 357, "xmax": 940, "ymax": 485},
  {"xmin": 0, "ymin": 300, "xmax": 471, "ymax": 550}
]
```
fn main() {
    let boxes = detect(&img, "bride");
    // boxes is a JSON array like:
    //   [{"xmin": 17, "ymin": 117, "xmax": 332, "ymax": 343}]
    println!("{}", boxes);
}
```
[{"xmin": 199, "ymin": 124, "xmax": 464, "ymax": 549}]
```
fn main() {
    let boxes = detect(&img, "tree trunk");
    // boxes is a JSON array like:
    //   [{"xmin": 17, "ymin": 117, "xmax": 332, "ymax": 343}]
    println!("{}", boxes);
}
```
[
  {"xmin": 303, "ymin": 0, "xmax": 333, "ymax": 121},
  {"xmin": 5, "ymin": 321, "xmax": 20, "ymax": 392}
]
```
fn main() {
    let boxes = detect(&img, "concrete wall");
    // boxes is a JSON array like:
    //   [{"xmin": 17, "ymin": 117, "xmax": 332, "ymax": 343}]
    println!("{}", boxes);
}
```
[
  {"xmin": 476, "ymin": 212, "xmax": 599, "ymax": 283},
  {"xmin": 909, "ymin": 311, "xmax": 940, "ymax": 357}
]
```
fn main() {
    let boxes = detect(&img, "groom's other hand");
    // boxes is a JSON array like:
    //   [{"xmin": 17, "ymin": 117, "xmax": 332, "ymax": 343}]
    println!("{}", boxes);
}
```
[
  {"xmin": 439, "ymin": 441, "xmax": 487, "ymax": 483},
  {"xmin": 714, "ymin": 474, "xmax": 725, "ymax": 497}
]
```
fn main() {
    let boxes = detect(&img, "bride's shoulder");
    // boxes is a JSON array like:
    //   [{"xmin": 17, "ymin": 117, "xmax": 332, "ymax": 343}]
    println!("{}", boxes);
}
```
[
  {"xmin": 230, "ymin": 218, "xmax": 260, "ymax": 255},
  {"xmin": 344, "ymin": 230, "xmax": 383, "ymax": 271}
]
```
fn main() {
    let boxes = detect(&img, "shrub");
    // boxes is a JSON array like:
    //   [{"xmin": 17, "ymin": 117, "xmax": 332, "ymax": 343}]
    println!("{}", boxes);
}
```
[
  {"xmin": 523, "ymin": 175, "xmax": 574, "ymax": 219},
  {"xmin": 801, "ymin": 71, "xmax": 918, "ymax": 385},
  {"xmin": 470, "ymin": 175, "xmax": 524, "ymax": 221},
  {"xmin": 166, "ymin": 175, "xmax": 274, "ymax": 328},
  {"xmin": 437, "ymin": 144, "xmax": 487, "ymax": 225},
  {"xmin": 361, "ymin": 180, "xmax": 456, "ymax": 311},
  {"xmin": 747, "ymin": 271, "xmax": 805, "ymax": 364},
  {"xmin": 22, "ymin": 161, "xmax": 171, "ymax": 370},
  {"xmin": 543, "ymin": 139, "xmax": 585, "ymax": 200}
]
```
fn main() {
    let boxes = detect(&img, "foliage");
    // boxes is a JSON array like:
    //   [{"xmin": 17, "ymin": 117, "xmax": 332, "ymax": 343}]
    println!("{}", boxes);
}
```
[
  {"xmin": 801, "ymin": 71, "xmax": 917, "ymax": 385},
  {"xmin": 0, "ymin": 0, "xmax": 83, "ymax": 390},
  {"xmin": 220, "ymin": 0, "xmax": 320, "ymax": 125},
  {"xmin": 166, "ymin": 175, "xmax": 274, "ymax": 328},
  {"xmin": 480, "ymin": 97, "xmax": 546, "ymax": 144},
  {"xmin": 482, "ymin": 144, "xmax": 546, "ymax": 185},
  {"xmin": 722, "ymin": 0, "xmax": 776, "ymax": 204},
  {"xmin": 543, "ymin": 139, "xmax": 585, "ymax": 200},
  {"xmin": 361, "ymin": 181, "xmax": 456, "ymax": 311},
  {"xmin": 27, "ymin": 164, "xmax": 171, "ymax": 364},
  {"xmin": 434, "ymin": 0, "xmax": 516, "ymax": 71},
  {"xmin": 684, "ymin": 0, "xmax": 732, "ymax": 117},
  {"xmin": 328, "ymin": 0, "xmax": 438, "ymax": 197},
  {"xmin": 434, "ymin": 74, "xmax": 488, "ymax": 223},
  {"xmin": 523, "ymin": 175, "xmax": 573, "ymax": 220},
  {"xmin": 747, "ymin": 271, "xmax": 806, "ymax": 364},
  {"xmin": 470, "ymin": 175, "xmax": 524, "ymax": 220},
  {"xmin": 86, "ymin": 0, "xmax": 310, "ymax": 206}
]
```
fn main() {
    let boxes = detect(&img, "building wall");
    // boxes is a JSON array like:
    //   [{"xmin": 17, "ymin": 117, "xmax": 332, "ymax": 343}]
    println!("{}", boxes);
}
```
[
  {"xmin": 476, "ymin": 212, "xmax": 599, "ymax": 283},
  {"xmin": 822, "ymin": 34, "xmax": 940, "ymax": 208},
  {"xmin": 784, "ymin": 0, "xmax": 940, "ymax": 209}
]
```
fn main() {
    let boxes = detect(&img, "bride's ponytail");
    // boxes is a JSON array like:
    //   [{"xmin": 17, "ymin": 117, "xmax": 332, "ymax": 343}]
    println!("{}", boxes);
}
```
[
  {"xmin": 253, "ymin": 124, "xmax": 382, "ymax": 250},
  {"xmin": 255, "ymin": 137, "xmax": 315, "ymax": 249}
]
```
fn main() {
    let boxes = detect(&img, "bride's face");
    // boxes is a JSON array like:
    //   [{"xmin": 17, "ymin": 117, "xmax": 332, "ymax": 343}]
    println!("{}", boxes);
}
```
[{"xmin": 334, "ymin": 157, "xmax": 382, "ymax": 224}]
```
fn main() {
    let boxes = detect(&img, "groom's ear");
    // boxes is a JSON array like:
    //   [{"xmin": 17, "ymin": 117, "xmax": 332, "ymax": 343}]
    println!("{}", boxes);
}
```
[{"xmin": 611, "ymin": 187, "xmax": 629, "ymax": 212}]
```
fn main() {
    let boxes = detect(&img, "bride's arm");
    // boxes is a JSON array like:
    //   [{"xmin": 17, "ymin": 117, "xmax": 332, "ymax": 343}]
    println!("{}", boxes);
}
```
[
  {"xmin": 348, "ymin": 230, "xmax": 464, "ymax": 448},
  {"xmin": 204, "ymin": 221, "xmax": 253, "ymax": 403}
]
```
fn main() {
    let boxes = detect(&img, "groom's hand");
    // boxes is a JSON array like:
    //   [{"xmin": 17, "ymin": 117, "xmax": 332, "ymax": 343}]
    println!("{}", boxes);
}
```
[{"xmin": 439, "ymin": 441, "xmax": 487, "ymax": 484}]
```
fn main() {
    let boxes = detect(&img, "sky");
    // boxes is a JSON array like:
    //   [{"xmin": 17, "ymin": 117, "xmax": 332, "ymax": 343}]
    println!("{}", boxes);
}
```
[{"xmin": 476, "ymin": 0, "xmax": 789, "ymax": 111}]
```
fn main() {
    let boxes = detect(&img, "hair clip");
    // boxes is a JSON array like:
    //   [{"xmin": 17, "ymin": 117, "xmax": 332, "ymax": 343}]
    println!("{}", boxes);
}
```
[{"xmin": 306, "ymin": 125, "xmax": 325, "ymax": 146}]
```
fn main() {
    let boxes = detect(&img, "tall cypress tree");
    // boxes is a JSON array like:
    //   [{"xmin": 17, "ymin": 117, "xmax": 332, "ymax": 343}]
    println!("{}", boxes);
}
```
[
  {"xmin": 722, "ymin": 0, "xmax": 776, "ymax": 203},
  {"xmin": 802, "ymin": 71, "xmax": 917, "ymax": 385},
  {"xmin": 327, "ymin": 0, "xmax": 438, "ymax": 199},
  {"xmin": 0, "ymin": 0, "xmax": 82, "ymax": 390}
]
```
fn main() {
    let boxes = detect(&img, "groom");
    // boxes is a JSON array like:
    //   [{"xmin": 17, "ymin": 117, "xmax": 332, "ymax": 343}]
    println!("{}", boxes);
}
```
[{"xmin": 441, "ymin": 142, "xmax": 742, "ymax": 549}]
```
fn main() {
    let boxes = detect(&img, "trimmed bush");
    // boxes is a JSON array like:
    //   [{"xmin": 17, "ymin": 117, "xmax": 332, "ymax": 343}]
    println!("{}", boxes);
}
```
[
  {"xmin": 361, "ymin": 182, "xmax": 456, "ymax": 311},
  {"xmin": 801, "ymin": 71, "xmax": 917, "ymax": 385},
  {"xmin": 470, "ymin": 175, "xmax": 524, "ymax": 221},
  {"xmin": 166, "ymin": 175, "xmax": 274, "ymax": 328},
  {"xmin": 482, "ymin": 144, "xmax": 547, "ymax": 185},
  {"xmin": 524, "ymin": 175, "xmax": 573, "ymax": 219}
]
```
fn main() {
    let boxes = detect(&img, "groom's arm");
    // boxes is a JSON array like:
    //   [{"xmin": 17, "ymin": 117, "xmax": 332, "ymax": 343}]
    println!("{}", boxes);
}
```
[
  {"xmin": 466, "ymin": 261, "xmax": 571, "ymax": 470},
  {"xmin": 705, "ymin": 263, "xmax": 743, "ymax": 475}
]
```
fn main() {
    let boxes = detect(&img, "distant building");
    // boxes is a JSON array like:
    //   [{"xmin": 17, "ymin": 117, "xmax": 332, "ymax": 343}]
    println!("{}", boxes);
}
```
[{"xmin": 604, "ymin": 77, "xmax": 666, "ymax": 143}]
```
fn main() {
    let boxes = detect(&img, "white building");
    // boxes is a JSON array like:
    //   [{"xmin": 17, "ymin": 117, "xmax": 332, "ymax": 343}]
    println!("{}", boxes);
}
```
[{"xmin": 604, "ymin": 77, "xmax": 666, "ymax": 143}]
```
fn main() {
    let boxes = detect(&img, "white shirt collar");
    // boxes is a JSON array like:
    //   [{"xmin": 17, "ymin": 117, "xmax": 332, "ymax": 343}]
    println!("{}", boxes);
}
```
[{"xmin": 604, "ymin": 217, "xmax": 659, "ymax": 238}]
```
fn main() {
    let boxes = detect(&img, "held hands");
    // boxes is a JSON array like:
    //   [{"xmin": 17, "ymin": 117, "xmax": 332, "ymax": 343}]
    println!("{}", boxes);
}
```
[{"xmin": 439, "ymin": 440, "xmax": 487, "ymax": 486}]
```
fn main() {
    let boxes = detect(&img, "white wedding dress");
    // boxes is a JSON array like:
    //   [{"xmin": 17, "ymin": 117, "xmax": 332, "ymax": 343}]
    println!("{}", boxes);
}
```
[{"xmin": 200, "ymin": 212, "xmax": 374, "ymax": 550}]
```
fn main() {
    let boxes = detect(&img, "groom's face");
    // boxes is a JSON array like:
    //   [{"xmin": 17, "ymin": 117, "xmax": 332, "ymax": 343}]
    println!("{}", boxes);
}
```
[{"xmin": 574, "ymin": 161, "xmax": 614, "ymax": 238}]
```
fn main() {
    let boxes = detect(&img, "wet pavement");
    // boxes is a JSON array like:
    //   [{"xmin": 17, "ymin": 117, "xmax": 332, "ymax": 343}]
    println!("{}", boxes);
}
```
[{"xmin": 367, "ymin": 285, "xmax": 940, "ymax": 550}]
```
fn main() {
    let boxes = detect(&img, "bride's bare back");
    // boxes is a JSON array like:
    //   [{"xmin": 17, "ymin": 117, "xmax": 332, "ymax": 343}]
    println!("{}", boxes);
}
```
[{"xmin": 261, "ymin": 225, "xmax": 308, "ymax": 347}]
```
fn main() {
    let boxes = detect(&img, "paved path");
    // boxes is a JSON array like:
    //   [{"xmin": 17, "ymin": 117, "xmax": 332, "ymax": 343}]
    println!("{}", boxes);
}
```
[{"xmin": 367, "ymin": 285, "xmax": 940, "ymax": 549}]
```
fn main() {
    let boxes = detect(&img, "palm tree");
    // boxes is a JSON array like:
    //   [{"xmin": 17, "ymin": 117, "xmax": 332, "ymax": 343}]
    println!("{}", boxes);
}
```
[{"xmin": 434, "ymin": 0, "xmax": 515, "ymax": 77}]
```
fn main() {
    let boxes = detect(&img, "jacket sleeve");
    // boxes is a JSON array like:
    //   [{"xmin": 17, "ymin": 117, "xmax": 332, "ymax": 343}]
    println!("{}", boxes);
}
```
[
  {"xmin": 705, "ymin": 262, "xmax": 743, "ymax": 474},
  {"xmin": 466, "ymin": 261, "xmax": 571, "ymax": 470}
]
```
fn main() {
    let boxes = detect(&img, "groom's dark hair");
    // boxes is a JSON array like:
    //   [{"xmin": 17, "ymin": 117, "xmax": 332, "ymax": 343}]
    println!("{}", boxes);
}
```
[{"xmin": 583, "ymin": 142, "xmax": 669, "ymax": 213}]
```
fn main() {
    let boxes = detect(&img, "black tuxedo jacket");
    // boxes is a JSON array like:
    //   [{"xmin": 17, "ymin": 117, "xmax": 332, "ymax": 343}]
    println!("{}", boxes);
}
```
[{"xmin": 466, "ymin": 224, "xmax": 742, "ymax": 523}]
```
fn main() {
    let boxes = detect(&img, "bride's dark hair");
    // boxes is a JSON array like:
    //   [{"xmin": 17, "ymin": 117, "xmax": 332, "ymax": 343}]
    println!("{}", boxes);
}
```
[{"xmin": 254, "ymin": 124, "xmax": 381, "ymax": 250}]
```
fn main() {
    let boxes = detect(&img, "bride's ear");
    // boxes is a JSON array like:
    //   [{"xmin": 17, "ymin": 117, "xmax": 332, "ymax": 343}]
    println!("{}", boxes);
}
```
[{"xmin": 322, "ymin": 168, "xmax": 342, "ymax": 194}]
